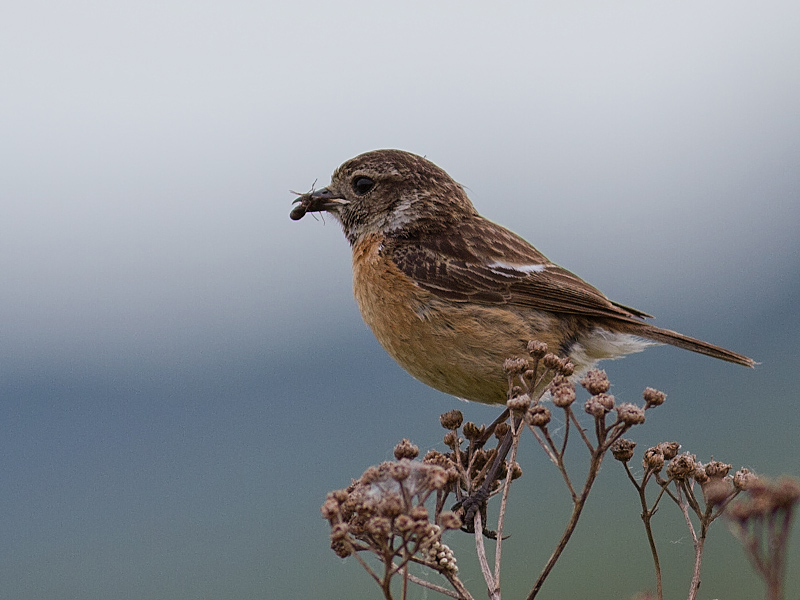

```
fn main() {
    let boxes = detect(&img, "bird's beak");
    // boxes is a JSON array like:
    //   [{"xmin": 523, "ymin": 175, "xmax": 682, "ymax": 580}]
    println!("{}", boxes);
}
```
[{"xmin": 290, "ymin": 187, "xmax": 349, "ymax": 221}]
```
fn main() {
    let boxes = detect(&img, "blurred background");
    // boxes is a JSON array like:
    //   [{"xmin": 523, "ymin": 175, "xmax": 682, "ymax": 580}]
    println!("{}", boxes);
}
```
[{"xmin": 2, "ymin": 1, "xmax": 799, "ymax": 598}]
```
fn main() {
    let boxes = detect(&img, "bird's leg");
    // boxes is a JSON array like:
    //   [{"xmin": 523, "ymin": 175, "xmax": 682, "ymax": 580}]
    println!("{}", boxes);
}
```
[{"xmin": 455, "ymin": 413, "xmax": 518, "ymax": 538}]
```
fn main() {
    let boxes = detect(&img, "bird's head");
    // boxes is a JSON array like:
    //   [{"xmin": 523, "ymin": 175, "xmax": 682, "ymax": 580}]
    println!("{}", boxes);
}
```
[{"xmin": 290, "ymin": 149, "xmax": 477, "ymax": 245}]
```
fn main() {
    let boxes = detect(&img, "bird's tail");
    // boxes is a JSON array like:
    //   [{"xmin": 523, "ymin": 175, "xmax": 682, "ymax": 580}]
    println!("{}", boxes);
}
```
[{"xmin": 616, "ymin": 322, "xmax": 756, "ymax": 368}]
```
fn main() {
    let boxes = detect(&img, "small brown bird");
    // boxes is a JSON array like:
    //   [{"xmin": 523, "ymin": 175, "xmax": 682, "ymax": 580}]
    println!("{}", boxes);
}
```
[{"xmin": 291, "ymin": 149, "xmax": 754, "ymax": 404}]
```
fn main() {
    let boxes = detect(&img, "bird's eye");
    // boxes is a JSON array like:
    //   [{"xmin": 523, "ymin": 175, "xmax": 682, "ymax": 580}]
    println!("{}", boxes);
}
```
[{"xmin": 352, "ymin": 176, "xmax": 375, "ymax": 196}]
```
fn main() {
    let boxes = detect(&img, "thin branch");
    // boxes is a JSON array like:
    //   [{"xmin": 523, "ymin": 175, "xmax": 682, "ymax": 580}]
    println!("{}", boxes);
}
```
[
  {"xmin": 673, "ymin": 484, "xmax": 704, "ymax": 600},
  {"xmin": 350, "ymin": 550, "xmax": 384, "ymax": 588},
  {"xmin": 623, "ymin": 462, "xmax": 663, "ymax": 600},
  {"xmin": 396, "ymin": 568, "xmax": 470, "ymax": 600},
  {"xmin": 539, "ymin": 426, "xmax": 578, "ymax": 502},
  {"xmin": 526, "ymin": 446, "xmax": 606, "ymax": 599},
  {"xmin": 473, "ymin": 511, "xmax": 501, "ymax": 600},
  {"xmin": 528, "ymin": 424, "xmax": 559, "ymax": 465},
  {"xmin": 381, "ymin": 551, "xmax": 395, "ymax": 600},
  {"xmin": 568, "ymin": 409, "xmax": 594, "ymax": 452},
  {"xmin": 494, "ymin": 419, "xmax": 523, "ymax": 587}
]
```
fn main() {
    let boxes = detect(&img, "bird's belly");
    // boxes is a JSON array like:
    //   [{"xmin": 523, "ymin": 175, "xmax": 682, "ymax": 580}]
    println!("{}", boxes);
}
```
[{"xmin": 351, "ymin": 236, "xmax": 562, "ymax": 404}]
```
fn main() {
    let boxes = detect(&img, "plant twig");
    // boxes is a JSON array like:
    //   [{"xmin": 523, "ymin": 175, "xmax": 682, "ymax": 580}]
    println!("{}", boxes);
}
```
[
  {"xmin": 623, "ymin": 462, "xmax": 664, "ymax": 600},
  {"xmin": 526, "ymin": 443, "xmax": 607, "ymax": 599},
  {"xmin": 494, "ymin": 419, "xmax": 523, "ymax": 587},
  {"xmin": 473, "ymin": 511, "xmax": 500, "ymax": 600}
]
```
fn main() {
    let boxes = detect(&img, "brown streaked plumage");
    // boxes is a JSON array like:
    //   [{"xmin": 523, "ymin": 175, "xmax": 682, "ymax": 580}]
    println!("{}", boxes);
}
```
[{"xmin": 291, "ymin": 149, "xmax": 755, "ymax": 404}]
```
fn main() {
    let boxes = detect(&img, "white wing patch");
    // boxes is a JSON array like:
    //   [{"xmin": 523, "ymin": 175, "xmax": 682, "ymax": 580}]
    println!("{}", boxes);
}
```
[{"xmin": 487, "ymin": 261, "xmax": 547, "ymax": 276}]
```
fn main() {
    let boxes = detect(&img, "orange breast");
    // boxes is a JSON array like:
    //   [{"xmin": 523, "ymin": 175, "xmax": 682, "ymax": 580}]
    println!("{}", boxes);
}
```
[{"xmin": 350, "ymin": 235, "xmax": 562, "ymax": 404}]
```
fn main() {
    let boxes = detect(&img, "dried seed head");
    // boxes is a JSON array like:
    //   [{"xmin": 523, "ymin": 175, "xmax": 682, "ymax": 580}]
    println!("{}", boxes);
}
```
[
  {"xmin": 658, "ymin": 442, "xmax": 681, "ymax": 460},
  {"xmin": 733, "ymin": 468, "xmax": 757, "ymax": 491},
  {"xmin": 330, "ymin": 522, "xmax": 349, "ymax": 541},
  {"xmin": 331, "ymin": 538, "xmax": 352, "ymax": 558},
  {"xmin": 510, "ymin": 461, "xmax": 523, "ymax": 480},
  {"xmin": 388, "ymin": 462, "xmax": 410, "ymax": 482},
  {"xmin": 507, "ymin": 393, "xmax": 531, "ymax": 414},
  {"xmin": 423, "ymin": 449, "xmax": 449, "ymax": 467},
  {"xmin": 423, "ymin": 465, "xmax": 449, "ymax": 491},
  {"xmin": 772, "ymin": 478, "xmax": 800, "ymax": 508},
  {"xmin": 616, "ymin": 402, "xmax": 646, "ymax": 425},
  {"xmin": 584, "ymin": 396, "xmax": 607, "ymax": 418},
  {"xmin": 643, "ymin": 387, "xmax": 666, "ymax": 408},
  {"xmin": 527, "ymin": 404, "xmax": 551, "ymax": 427},
  {"xmin": 643, "ymin": 447, "xmax": 665, "ymax": 472},
  {"xmin": 495, "ymin": 422, "xmax": 511, "ymax": 440},
  {"xmin": 321, "ymin": 497, "xmax": 341, "ymax": 521},
  {"xmin": 462, "ymin": 421, "xmax": 484, "ymax": 441},
  {"xmin": 366, "ymin": 516, "xmax": 392, "ymax": 539},
  {"xmin": 409, "ymin": 505, "xmax": 428, "ymax": 522},
  {"xmin": 413, "ymin": 519, "xmax": 434, "ymax": 538},
  {"xmin": 394, "ymin": 514, "xmax": 414, "ymax": 532},
  {"xmin": 611, "ymin": 438, "xmax": 637, "ymax": 462},
  {"xmin": 472, "ymin": 448, "xmax": 490, "ymax": 472},
  {"xmin": 423, "ymin": 449, "xmax": 456, "ymax": 475},
  {"xmin": 551, "ymin": 381, "xmax": 576, "ymax": 407},
  {"xmin": 595, "ymin": 393, "xmax": 615, "ymax": 411},
  {"xmin": 727, "ymin": 500, "xmax": 753, "ymax": 523},
  {"xmin": 445, "ymin": 467, "xmax": 460, "ymax": 483},
  {"xmin": 394, "ymin": 438, "xmax": 419, "ymax": 460},
  {"xmin": 581, "ymin": 369, "xmax": 610, "ymax": 395},
  {"xmin": 331, "ymin": 523, "xmax": 350, "ymax": 541},
  {"xmin": 504, "ymin": 357, "xmax": 529, "ymax": 377},
  {"xmin": 361, "ymin": 466, "xmax": 382, "ymax": 484},
  {"xmin": 667, "ymin": 453, "xmax": 697, "ymax": 480},
  {"xmin": 560, "ymin": 360, "xmax": 575, "ymax": 377},
  {"xmin": 693, "ymin": 464, "xmax": 710, "ymax": 484},
  {"xmin": 438, "ymin": 511, "xmax": 462, "ymax": 530},
  {"xmin": 440, "ymin": 409, "xmax": 464, "ymax": 430},
  {"xmin": 705, "ymin": 460, "xmax": 732, "ymax": 480},
  {"xmin": 729, "ymin": 478, "xmax": 800, "ymax": 522},
  {"xmin": 378, "ymin": 493, "xmax": 404, "ymax": 518},
  {"xmin": 528, "ymin": 340, "xmax": 548, "ymax": 358},
  {"xmin": 443, "ymin": 430, "xmax": 459, "ymax": 449},
  {"xmin": 542, "ymin": 353, "xmax": 562, "ymax": 370},
  {"xmin": 704, "ymin": 478, "xmax": 734, "ymax": 506}
]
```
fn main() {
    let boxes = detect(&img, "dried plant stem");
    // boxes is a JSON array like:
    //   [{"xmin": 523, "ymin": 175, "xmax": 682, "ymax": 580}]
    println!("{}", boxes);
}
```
[
  {"xmin": 473, "ymin": 511, "xmax": 501, "ymax": 600},
  {"xmin": 526, "ymin": 443, "xmax": 606, "ymax": 600},
  {"xmin": 529, "ymin": 426, "xmax": 558, "ymax": 465},
  {"xmin": 534, "ymin": 424, "xmax": 578, "ymax": 501},
  {"xmin": 623, "ymin": 464, "xmax": 664, "ymax": 600},
  {"xmin": 766, "ymin": 509, "xmax": 794, "ymax": 600},
  {"xmin": 395, "ymin": 569, "xmax": 471, "ymax": 600},
  {"xmin": 757, "ymin": 506, "xmax": 793, "ymax": 600},
  {"xmin": 494, "ymin": 419, "xmax": 523, "ymax": 587},
  {"xmin": 444, "ymin": 573, "xmax": 477, "ymax": 600},
  {"xmin": 350, "ymin": 550, "xmax": 385, "ymax": 592},
  {"xmin": 674, "ymin": 484, "xmax": 704, "ymax": 600},
  {"xmin": 569, "ymin": 408, "xmax": 594, "ymax": 451},
  {"xmin": 382, "ymin": 552, "xmax": 395, "ymax": 600}
]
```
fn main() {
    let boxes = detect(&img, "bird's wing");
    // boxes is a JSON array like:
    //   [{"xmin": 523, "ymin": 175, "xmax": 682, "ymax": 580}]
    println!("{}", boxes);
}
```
[{"xmin": 389, "ymin": 217, "xmax": 652, "ymax": 322}]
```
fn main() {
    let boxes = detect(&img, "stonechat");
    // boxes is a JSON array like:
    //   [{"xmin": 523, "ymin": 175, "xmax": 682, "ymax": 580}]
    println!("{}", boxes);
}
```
[{"xmin": 290, "ymin": 149, "xmax": 754, "ymax": 405}]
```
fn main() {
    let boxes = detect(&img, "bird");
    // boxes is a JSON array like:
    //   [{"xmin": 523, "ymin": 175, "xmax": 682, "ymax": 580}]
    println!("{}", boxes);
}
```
[{"xmin": 290, "ymin": 149, "xmax": 755, "ymax": 405}]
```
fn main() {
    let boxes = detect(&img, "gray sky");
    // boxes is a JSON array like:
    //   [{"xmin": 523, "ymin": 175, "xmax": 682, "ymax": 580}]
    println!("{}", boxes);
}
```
[
  {"xmin": 3, "ymin": 0, "xmax": 799, "ymax": 367},
  {"xmin": 1, "ymin": 2, "xmax": 799, "ymax": 599}
]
